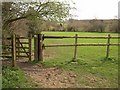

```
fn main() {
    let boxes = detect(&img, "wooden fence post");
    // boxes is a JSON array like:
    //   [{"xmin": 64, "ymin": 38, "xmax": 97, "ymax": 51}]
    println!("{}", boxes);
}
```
[
  {"xmin": 12, "ymin": 34, "xmax": 16, "ymax": 67},
  {"xmin": 34, "ymin": 35, "xmax": 38, "ymax": 61},
  {"xmin": 38, "ymin": 34, "xmax": 43, "ymax": 61},
  {"xmin": 72, "ymin": 34, "xmax": 78, "ymax": 62},
  {"xmin": 106, "ymin": 34, "xmax": 111, "ymax": 58},
  {"xmin": 29, "ymin": 34, "xmax": 32, "ymax": 61}
]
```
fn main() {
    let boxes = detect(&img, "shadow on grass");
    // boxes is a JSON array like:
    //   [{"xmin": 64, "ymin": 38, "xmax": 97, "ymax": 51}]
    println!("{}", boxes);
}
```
[{"xmin": 100, "ymin": 57, "xmax": 118, "ymax": 64}]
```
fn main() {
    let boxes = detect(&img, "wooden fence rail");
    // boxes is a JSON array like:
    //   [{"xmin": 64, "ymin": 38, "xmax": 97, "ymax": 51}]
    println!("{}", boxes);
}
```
[
  {"xmin": 43, "ymin": 36, "xmax": 120, "ymax": 39},
  {"xmin": 42, "ymin": 34, "xmax": 120, "ymax": 62},
  {"xmin": 45, "ymin": 43, "xmax": 120, "ymax": 47}
]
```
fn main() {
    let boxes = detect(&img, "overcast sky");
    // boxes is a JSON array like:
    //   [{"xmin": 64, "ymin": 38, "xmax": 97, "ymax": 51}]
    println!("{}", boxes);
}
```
[
  {"xmin": 62, "ymin": 0, "xmax": 119, "ymax": 20},
  {"xmin": 2, "ymin": 0, "xmax": 119, "ymax": 20}
]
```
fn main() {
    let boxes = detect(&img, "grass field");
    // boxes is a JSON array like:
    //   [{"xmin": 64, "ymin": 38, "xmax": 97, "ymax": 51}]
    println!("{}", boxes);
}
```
[{"xmin": 40, "ymin": 32, "xmax": 119, "ymax": 88}]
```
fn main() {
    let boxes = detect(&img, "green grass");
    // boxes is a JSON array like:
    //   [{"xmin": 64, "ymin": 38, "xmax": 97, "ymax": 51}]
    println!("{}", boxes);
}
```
[
  {"xmin": 40, "ymin": 32, "xmax": 119, "ymax": 88},
  {"xmin": 2, "ymin": 66, "xmax": 38, "ymax": 88}
]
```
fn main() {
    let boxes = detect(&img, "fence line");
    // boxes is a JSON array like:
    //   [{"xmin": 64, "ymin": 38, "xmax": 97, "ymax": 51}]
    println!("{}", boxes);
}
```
[
  {"xmin": 45, "ymin": 43, "xmax": 120, "ymax": 47},
  {"xmin": 42, "ymin": 34, "xmax": 120, "ymax": 61},
  {"xmin": 43, "ymin": 36, "xmax": 120, "ymax": 39},
  {"xmin": 2, "ymin": 33, "xmax": 120, "ymax": 67}
]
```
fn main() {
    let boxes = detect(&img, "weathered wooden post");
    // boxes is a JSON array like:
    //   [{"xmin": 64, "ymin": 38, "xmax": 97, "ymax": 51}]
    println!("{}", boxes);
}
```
[
  {"xmin": 38, "ymin": 34, "xmax": 43, "ymax": 61},
  {"xmin": 72, "ymin": 34, "xmax": 78, "ymax": 62},
  {"xmin": 106, "ymin": 34, "xmax": 111, "ymax": 58},
  {"xmin": 16, "ymin": 37, "xmax": 20, "ymax": 57},
  {"xmin": 34, "ymin": 35, "xmax": 38, "ymax": 61},
  {"xmin": 29, "ymin": 34, "xmax": 32, "ymax": 61},
  {"xmin": 12, "ymin": 34, "xmax": 16, "ymax": 67}
]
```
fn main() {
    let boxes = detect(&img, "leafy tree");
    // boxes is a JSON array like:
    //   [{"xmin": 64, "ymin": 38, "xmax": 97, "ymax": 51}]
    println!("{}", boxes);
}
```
[
  {"xmin": 88, "ymin": 19, "xmax": 105, "ymax": 32},
  {"xmin": 2, "ymin": 0, "xmax": 71, "ymax": 35},
  {"xmin": 2, "ymin": 1, "xmax": 72, "ymax": 53}
]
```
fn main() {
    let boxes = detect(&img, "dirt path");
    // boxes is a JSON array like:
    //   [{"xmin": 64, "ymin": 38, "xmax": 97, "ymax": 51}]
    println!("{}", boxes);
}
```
[
  {"xmin": 2, "ymin": 59, "xmax": 112, "ymax": 88},
  {"xmin": 16, "ymin": 59, "xmax": 79, "ymax": 88},
  {"xmin": 2, "ymin": 52, "xmax": 114, "ymax": 88}
]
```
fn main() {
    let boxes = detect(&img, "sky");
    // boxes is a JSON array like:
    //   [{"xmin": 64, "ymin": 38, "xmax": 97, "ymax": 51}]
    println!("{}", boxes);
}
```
[
  {"xmin": 1, "ymin": 0, "xmax": 119, "ymax": 20},
  {"xmin": 62, "ymin": 0, "xmax": 119, "ymax": 20}
]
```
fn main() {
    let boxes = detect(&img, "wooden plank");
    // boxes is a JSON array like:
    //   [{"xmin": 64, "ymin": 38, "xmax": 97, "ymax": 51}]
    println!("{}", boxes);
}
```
[
  {"xmin": 16, "ymin": 46, "xmax": 29, "ymax": 49},
  {"xmin": 7, "ymin": 37, "xmax": 28, "ymax": 39},
  {"xmin": 2, "ymin": 45, "xmax": 12, "ymax": 47},
  {"xmin": 12, "ymin": 34, "xmax": 16, "ymax": 67},
  {"xmin": 3, "ymin": 47, "xmax": 12, "ymax": 49},
  {"xmin": 29, "ymin": 34, "xmax": 32, "ymax": 61},
  {"xmin": 0, "ymin": 56, "xmax": 12, "ymax": 58},
  {"xmin": 16, "ymin": 55, "xmax": 28, "ymax": 57},
  {"xmin": 16, "ymin": 42, "xmax": 29, "ymax": 44},
  {"xmin": 16, "ymin": 39, "xmax": 20, "ymax": 56},
  {"xmin": 45, "ymin": 43, "xmax": 120, "ymax": 47},
  {"xmin": 16, "ymin": 51, "xmax": 29, "ymax": 53},
  {"xmin": 34, "ymin": 35, "xmax": 38, "ymax": 61},
  {"xmin": 38, "ymin": 34, "xmax": 43, "ymax": 61},
  {"xmin": 2, "ymin": 52, "xmax": 11, "ymax": 54},
  {"xmin": 16, "ymin": 37, "xmax": 29, "ymax": 39}
]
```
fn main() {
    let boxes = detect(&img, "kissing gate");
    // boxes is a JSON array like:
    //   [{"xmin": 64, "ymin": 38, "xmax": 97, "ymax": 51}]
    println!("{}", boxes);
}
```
[
  {"xmin": 2, "ymin": 34, "xmax": 32, "ymax": 67},
  {"xmin": 1, "ymin": 33, "xmax": 120, "ymax": 67},
  {"xmin": 2, "ymin": 34, "xmax": 44, "ymax": 67}
]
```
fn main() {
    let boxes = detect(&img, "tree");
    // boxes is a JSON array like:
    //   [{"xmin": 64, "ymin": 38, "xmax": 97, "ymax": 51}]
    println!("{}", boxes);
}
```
[
  {"xmin": 109, "ymin": 19, "xmax": 118, "ymax": 33},
  {"xmin": 88, "ymin": 19, "xmax": 105, "ymax": 32},
  {"xmin": 2, "ymin": 0, "xmax": 71, "ymax": 35},
  {"xmin": 2, "ymin": 1, "xmax": 72, "ymax": 52}
]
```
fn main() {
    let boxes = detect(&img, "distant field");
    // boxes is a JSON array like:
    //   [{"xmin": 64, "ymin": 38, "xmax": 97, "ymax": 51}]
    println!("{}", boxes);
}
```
[{"xmin": 40, "ymin": 32, "xmax": 118, "ymax": 88}]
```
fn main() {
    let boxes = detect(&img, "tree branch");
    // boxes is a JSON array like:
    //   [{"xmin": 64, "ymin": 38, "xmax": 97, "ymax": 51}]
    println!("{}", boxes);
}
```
[{"xmin": 3, "ymin": 15, "xmax": 28, "ymax": 30}]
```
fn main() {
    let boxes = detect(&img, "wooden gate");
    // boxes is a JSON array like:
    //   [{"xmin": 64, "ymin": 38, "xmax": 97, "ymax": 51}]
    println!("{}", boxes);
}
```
[
  {"xmin": 1, "ymin": 34, "xmax": 32, "ymax": 67},
  {"xmin": 15, "ymin": 35, "xmax": 32, "ymax": 60}
]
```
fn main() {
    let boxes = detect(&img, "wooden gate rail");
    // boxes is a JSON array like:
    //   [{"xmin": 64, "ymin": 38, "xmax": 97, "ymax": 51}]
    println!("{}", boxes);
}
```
[
  {"xmin": 6, "ymin": 37, "xmax": 29, "ymax": 39},
  {"xmin": 16, "ymin": 38, "xmax": 29, "ymax": 57}
]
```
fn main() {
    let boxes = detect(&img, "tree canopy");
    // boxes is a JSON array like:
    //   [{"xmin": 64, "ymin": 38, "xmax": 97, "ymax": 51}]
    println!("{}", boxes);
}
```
[{"xmin": 2, "ymin": 0, "xmax": 71, "ymax": 34}]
